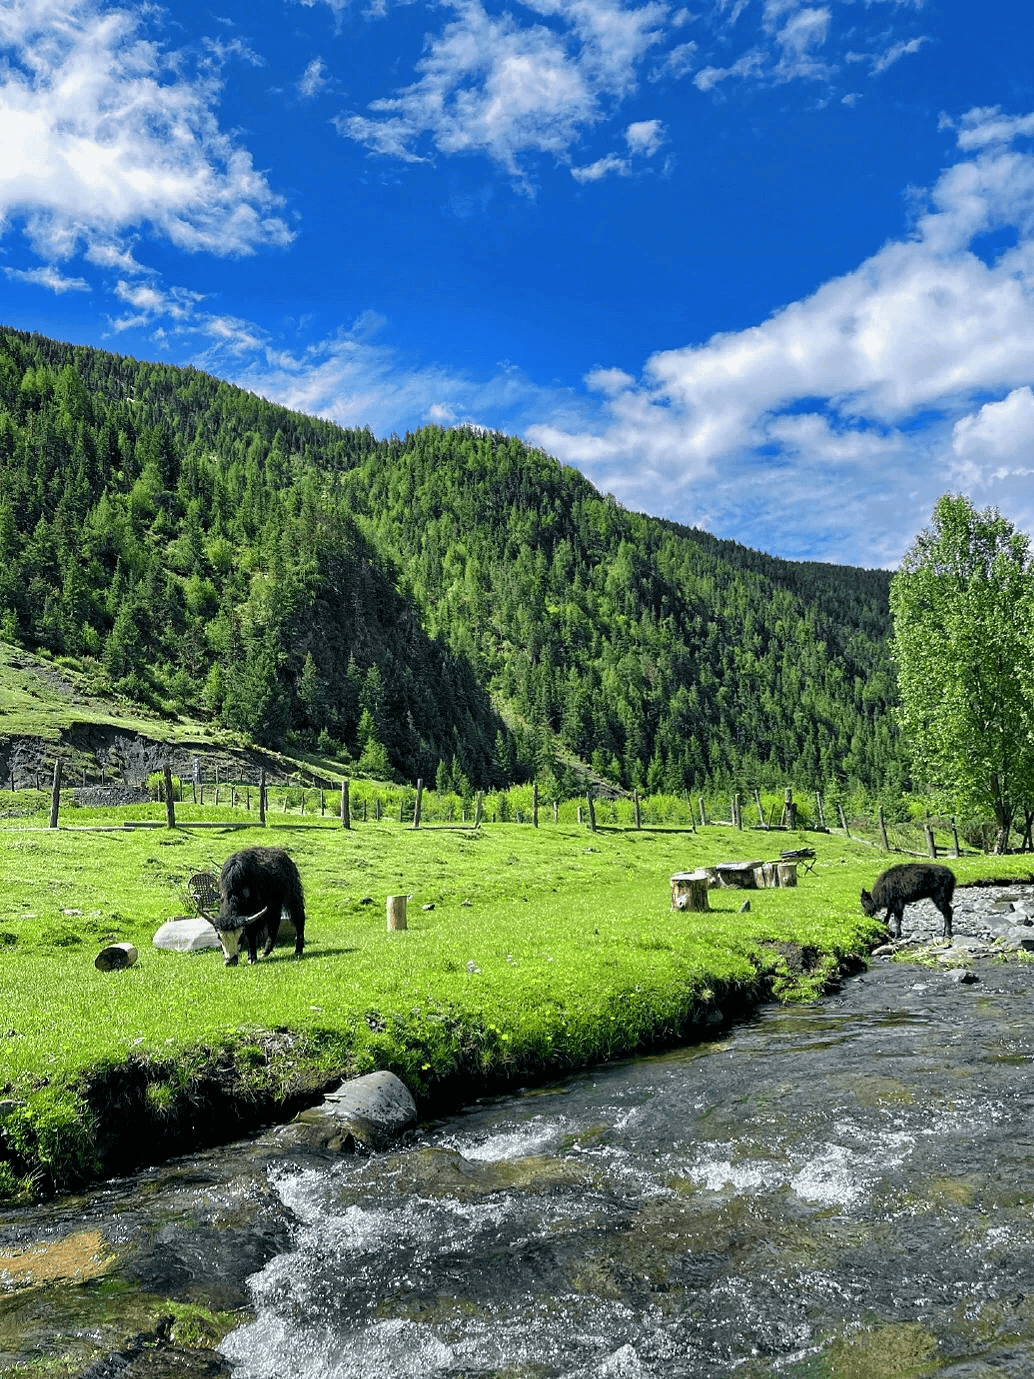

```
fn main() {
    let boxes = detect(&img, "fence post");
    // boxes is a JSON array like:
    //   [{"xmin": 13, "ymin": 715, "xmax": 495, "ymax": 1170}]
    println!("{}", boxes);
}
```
[
  {"xmin": 163, "ymin": 762, "xmax": 176, "ymax": 829},
  {"xmin": 784, "ymin": 787, "xmax": 796, "ymax": 829},
  {"xmin": 259, "ymin": 769, "xmax": 266, "ymax": 826},
  {"xmin": 340, "ymin": 778, "xmax": 350, "ymax": 829},
  {"xmin": 633, "ymin": 788, "xmax": 642, "ymax": 829},
  {"xmin": 951, "ymin": 817, "xmax": 961, "ymax": 858},
  {"xmin": 838, "ymin": 802, "xmax": 850, "ymax": 837},
  {"xmin": 878, "ymin": 805, "xmax": 889, "ymax": 851},
  {"xmin": 49, "ymin": 760, "xmax": 62, "ymax": 829},
  {"xmin": 754, "ymin": 788, "xmax": 767, "ymax": 829},
  {"xmin": 474, "ymin": 791, "xmax": 483, "ymax": 827},
  {"xmin": 815, "ymin": 791, "xmax": 826, "ymax": 830},
  {"xmin": 413, "ymin": 779, "xmax": 423, "ymax": 829},
  {"xmin": 698, "ymin": 796, "xmax": 706, "ymax": 827},
  {"xmin": 532, "ymin": 781, "xmax": 539, "ymax": 828},
  {"xmin": 924, "ymin": 822, "xmax": 937, "ymax": 858},
  {"xmin": 586, "ymin": 790, "xmax": 597, "ymax": 832}
]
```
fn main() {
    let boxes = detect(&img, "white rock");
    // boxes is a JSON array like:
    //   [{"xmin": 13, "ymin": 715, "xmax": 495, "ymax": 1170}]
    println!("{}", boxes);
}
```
[{"xmin": 152, "ymin": 917, "xmax": 222, "ymax": 952}]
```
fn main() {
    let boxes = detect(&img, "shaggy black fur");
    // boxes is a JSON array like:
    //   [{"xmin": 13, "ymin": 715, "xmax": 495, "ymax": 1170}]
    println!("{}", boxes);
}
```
[
  {"xmin": 860, "ymin": 862, "xmax": 955, "ymax": 941},
  {"xmin": 216, "ymin": 846, "xmax": 306, "ymax": 965}
]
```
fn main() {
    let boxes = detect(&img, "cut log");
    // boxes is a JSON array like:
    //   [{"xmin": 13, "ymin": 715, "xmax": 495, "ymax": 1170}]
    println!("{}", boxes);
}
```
[
  {"xmin": 386, "ymin": 895, "xmax": 408, "ymax": 931},
  {"xmin": 95, "ymin": 942, "xmax": 138, "ymax": 971},
  {"xmin": 713, "ymin": 860, "xmax": 764, "ymax": 889},
  {"xmin": 670, "ymin": 871, "xmax": 710, "ymax": 912}
]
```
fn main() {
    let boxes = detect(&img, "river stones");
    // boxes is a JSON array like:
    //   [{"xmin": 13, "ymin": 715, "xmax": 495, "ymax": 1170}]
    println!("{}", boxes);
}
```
[
  {"xmin": 873, "ymin": 882, "xmax": 1034, "ymax": 964},
  {"xmin": 270, "ymin": 1069, "xmax": 417, "ymax": 1154}
]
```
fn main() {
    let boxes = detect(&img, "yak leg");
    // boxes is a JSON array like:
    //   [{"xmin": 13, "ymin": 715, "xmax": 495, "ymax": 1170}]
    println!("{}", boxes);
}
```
[
  {"xmin": 262, "ymin": 909, "xmax": 282, "ymax": 957},
  {"xmin": 939, "ymin": 902, "xmax": 953, "ymax": 942}
]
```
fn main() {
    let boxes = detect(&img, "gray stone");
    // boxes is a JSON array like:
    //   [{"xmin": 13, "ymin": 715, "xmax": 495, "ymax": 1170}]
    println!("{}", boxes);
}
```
[
  {"xmin": 946, "ymin": 968, "xmax": 978, "ymax": 984},
  {"xmin": 999, "ymin": 930, "xmax": 1034, "ymax": 952},
  {"xmin": 275, "ymin": 1070, "xmax": 418, "ymax": 1153},
  {"xmin": 739, "ymin": 900, "xmax": 751, "ymax": 912}
]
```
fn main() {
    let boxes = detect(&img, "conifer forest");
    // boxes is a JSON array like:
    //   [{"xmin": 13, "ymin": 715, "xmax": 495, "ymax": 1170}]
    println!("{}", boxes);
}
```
[{"xmin": 0, "ymin": 325, "xmax": 903, "ymax": 797}]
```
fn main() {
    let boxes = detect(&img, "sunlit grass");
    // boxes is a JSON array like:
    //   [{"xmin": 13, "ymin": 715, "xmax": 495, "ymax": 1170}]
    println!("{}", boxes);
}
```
[{"xmin": 0, "ymin": 815, "xmax": 1014, "ymax": 1197}]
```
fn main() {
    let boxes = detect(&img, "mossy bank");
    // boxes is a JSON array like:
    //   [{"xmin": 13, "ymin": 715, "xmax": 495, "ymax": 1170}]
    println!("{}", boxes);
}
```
[{"xmin": 0, "ymin": 811, "xmax": 1003, "ymax": 1203}]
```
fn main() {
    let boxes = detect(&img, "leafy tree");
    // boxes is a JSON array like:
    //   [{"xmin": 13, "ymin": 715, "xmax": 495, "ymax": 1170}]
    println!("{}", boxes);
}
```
[{"xmin": 891, "ymin": 493, "xmax": 1034, "ymax": 852}]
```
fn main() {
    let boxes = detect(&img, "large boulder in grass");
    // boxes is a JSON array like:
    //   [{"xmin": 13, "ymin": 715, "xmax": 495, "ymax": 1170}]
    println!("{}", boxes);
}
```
[{"xmin": 152, "ymin": 917, "xmax": 223, "ymax": 952}]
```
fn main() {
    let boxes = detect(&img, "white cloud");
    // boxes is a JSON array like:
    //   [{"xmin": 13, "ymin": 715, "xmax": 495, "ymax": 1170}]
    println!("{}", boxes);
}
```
[
  {"xmin": 0, "ymin": 0, "xmax": 292, "ymax": 264},
  {"xmin": 693, "ymin": 48, "xmax": 764, "ymax": 91},
  {"xmin": 951, "ymin": 388, "xmax": 1034, "ymax": 484},
  {"xmin": 572, "ymin": 152, "xmax": 629, "ymax": 181},
  {"xmin": 625, "ymin": 117, "xmax": 664, "ymax": 154},
  {"xmin": 4, "ymin": 264, "xmax": 90, "ymax": 292},
  {"xmin": 571, "ymin": 117, "xmax": 665, "ymax": 180},
  {"xmin": 299, "ymin": 56, "xmax": 330, "ymax": 97},
  {"xmin": 338, "ymin": 0, "xmax": 667, "ymax": 180},
  {"xmin": 229, "ymin": 322, "xmax": 577, "ymax": 438},
  {"xmin": 526, "ymin": 111, "xmax": 1034, "ymax": 564},
  {"xmin": 772, "ymin": 6, "xmax": 831, "ymax": 82},
  {"xmin": 649, "ymin": 39, "xmax": 696, "ymax": 80},
  {"xmin": 870, "ymin": 34, "xmax": 928, "ymax": 75},
  {"xmin": 335, "ymin": 0, "xmax": 935, "ymax": 177}
]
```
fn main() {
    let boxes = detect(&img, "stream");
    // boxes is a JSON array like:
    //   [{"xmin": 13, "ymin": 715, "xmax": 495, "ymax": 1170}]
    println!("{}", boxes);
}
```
[
  {"xmin": 4, "ymin": 942, "xmax": 1034, "ymax": 1377},
  {"xmin": 217, "ymin": 956, "xmax": 1034, "ymax": 1379}
]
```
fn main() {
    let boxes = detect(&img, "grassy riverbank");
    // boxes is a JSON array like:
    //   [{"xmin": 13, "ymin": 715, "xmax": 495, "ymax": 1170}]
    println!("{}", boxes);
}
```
[{"xmin": 0, "ymin": 813, "xmax": 1009, "ymax": 1201}]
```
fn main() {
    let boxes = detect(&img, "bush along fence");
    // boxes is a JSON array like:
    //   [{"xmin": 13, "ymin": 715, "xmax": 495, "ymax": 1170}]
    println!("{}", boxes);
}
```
[{"xmin": 0, "ymin": 767, "xmax": 999, "ymax": 857}]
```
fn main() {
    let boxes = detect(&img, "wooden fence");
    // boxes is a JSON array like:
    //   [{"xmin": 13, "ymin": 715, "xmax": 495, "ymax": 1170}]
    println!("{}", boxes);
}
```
[{"xmin": 0, "ymin": 765, "xmax": 1005, "ymax": 855}]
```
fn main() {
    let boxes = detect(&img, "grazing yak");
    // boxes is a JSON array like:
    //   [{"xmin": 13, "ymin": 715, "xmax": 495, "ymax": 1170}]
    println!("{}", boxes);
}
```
[
  {"xmin": 860, "ymin": 862, "xmax": 955, "ymax": 942},
  {"xmin": 216, "ymin": 846, "xmax": 306, "ymax": 966}
]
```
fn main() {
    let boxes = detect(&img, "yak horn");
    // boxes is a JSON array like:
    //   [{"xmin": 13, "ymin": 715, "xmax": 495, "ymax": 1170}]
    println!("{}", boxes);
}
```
[{"xmin": 221, "ymin": 905, "xmax": 269, "ymax": 930}]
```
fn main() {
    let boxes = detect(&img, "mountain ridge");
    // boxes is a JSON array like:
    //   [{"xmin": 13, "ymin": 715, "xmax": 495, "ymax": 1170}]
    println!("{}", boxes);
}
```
[{"xmin": 0, "ymin": 325, "xmax": 902, "ymax": 797}]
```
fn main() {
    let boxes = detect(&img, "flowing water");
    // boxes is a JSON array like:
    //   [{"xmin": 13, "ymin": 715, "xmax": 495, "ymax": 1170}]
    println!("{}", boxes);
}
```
[{"xmin": 218, "ymin": 957, "xmax": 1034, "ymax": 1379}]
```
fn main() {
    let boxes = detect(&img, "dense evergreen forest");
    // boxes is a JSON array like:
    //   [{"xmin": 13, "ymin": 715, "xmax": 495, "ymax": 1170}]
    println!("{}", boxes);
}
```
[{"xmin": 0, "ymin": 324, "xmax": 905, "ymax": 796}]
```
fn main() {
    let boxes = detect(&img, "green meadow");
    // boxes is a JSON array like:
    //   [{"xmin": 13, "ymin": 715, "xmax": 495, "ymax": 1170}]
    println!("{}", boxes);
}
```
[{"xmin": 0, "ymin": 809, "xmax": 1010, "ymax": 1200}]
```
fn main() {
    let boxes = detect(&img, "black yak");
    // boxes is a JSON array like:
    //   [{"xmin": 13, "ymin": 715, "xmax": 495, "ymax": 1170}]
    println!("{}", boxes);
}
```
[
  {"xmin": 216, "ymin": 846, "xmax": 306, "ymax": 966},
  {"xmin": 860, "ymin": 862, "xmax": 955, "ymax": 941}
]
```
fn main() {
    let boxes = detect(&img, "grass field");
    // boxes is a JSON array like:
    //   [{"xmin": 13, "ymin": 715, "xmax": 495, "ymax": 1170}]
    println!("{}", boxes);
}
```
[{"xmin": 0, "ymin": 810, "xmax": 1013, "ymax": 1201}]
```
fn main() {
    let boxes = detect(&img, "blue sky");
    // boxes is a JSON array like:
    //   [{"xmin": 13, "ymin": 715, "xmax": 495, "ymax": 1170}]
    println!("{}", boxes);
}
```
[{"xmin": 2, "ymin": 0, "xmax": 1033, "ymax": 567}]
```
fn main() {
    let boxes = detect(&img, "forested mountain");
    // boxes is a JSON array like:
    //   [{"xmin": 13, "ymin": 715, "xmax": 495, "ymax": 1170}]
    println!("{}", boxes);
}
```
[{"xmin": 0, "ymin": 325, "xmax": 904, "ymax": 795}]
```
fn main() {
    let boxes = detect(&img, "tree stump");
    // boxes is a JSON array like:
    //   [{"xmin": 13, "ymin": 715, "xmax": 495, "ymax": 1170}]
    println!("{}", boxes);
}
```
[
  {"xmin": 776, "ymin": 862, "xmax": 798, "ymax": 887},
  {"xmin": 670, "ymin": 871, "xmax": 710, "ymax": 911},
  {"xmin": 386, "ymin": 895, "xmax": 408, "ymax": 931}
]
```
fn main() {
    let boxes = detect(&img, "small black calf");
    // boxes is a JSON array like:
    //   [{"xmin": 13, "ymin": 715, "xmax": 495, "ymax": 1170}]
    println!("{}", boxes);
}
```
[{"xmin": 860, "ymin": 862, "xmax": 955, "ymax": 941}]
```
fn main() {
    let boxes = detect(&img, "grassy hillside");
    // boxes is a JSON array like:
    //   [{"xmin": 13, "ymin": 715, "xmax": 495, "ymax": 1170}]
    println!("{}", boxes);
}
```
[{"xmin": 0, "ymin": 324, "xmax": 901, "ymax": 799}]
